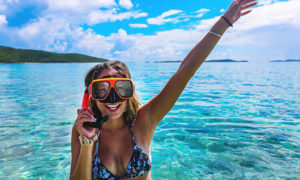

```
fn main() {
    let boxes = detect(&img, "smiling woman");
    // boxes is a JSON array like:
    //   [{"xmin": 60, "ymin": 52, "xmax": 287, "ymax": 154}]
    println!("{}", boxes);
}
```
[{"xmin": 69, "ymin": 0, "xmax": 258, "ymax": 179}]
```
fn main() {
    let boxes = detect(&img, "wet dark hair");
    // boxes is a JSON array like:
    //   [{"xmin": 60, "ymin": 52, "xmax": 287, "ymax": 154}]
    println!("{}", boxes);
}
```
[{"xmin": 84, "ymin": 60, "xmax": 140, "ymax": 124}]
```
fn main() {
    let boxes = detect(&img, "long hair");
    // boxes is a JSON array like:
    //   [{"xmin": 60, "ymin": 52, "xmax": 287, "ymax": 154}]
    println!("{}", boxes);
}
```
[{"xmin": 84, "ymin": 61, "xmax": 140, "ymax": 124}]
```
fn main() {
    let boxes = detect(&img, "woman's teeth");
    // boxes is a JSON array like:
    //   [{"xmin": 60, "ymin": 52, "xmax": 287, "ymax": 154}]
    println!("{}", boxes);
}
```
[{"xmin": 105, "ymin": 104, "xmax": 121, "ymax": 110}]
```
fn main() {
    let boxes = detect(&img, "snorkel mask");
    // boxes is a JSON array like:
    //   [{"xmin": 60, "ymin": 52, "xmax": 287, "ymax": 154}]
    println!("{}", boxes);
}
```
[
  {"xmin": 90, "ymin": 78, "xmax": 134, "ymax": 102},
  {"xmin": 82, "ymin": 78, "xmax": 134, "ymax": 128}
]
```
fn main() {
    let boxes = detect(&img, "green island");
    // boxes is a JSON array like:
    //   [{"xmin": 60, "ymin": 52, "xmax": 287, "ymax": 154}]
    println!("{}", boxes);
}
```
[
  {"xmin": 0, "ymin": 45, "xmax": 108, "ymax": 63},
  {"xmin": 270, "ymin": 59, "xmax": 300, "ymax": 62}
]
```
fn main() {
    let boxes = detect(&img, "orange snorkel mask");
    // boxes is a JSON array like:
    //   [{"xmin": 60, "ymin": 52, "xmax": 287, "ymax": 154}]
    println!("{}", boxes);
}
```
[
  {"xmin": 89, "ymin": 78, "xmax": 134, "ymax": 102},
  {"xmin": 81, "ymin": 78, "xmax": 134, "ymax": 128}
]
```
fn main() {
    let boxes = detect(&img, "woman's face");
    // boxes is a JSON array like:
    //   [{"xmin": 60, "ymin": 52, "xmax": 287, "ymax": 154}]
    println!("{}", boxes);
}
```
[{"xmin": 95, "ymin": 69, "xmax": 127, "ymax": 120}]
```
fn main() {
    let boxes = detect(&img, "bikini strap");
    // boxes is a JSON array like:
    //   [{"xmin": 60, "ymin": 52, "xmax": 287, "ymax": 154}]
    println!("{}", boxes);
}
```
[
  {"xmin": 94, "ymin": 130, "xmax": 101, "ymax": 156},
  {"xmin": 128, "ymin": 124, "xmax": 136, "ymax": 145}
]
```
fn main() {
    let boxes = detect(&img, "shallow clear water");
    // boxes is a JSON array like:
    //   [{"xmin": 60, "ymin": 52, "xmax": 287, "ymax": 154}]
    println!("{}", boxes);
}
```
[{"xmin": 0, "ymin": 62, "xmax": 299, "ymax": 179}]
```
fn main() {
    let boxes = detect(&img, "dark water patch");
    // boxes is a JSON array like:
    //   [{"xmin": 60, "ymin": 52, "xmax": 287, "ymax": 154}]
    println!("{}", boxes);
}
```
[
  {"xmin": 281, "ymin": 121, "xmax": 300, "ymax": 126},
  {"xmin": 242, "ymin": 83, "xmax": 254, "ymax": 86},
  {"xmin": 207, "ymin": 159, "xmax": 237, "ymax": 173},
  {"xmin": 200, "ymin": 117, "xmax": 256, "ymax": 124},
  {"xmin": 5, "ymin": 142, "xmax": 30, "ymax": 150},
  {"xmin": 239, "ymin": 157, "xmax": 257, "ymax": 168},
  {"xmin": 207, "ymin": 143, "xmax": 229, "ymax": 153},
  {"xmin": 185, "ymin": 126, "xmax": 213, "ymax": 134},
  {"xmin": 224, "ymin": 141, "xmax": 250, "ymax": 149},
  {"xmin": 205, "ymin": 124, "xmax": 260, "ymax": 132},
  {"xmin": 0, "ymin": 125, "xmax": 19, "ymax": 128},
  {"xmin": 49, "ymin": 121, "xmax": 73, "ymax": 126},
  {"xmin": 261, "ymin": 134, "xmax": 292, "ymax": 145}
]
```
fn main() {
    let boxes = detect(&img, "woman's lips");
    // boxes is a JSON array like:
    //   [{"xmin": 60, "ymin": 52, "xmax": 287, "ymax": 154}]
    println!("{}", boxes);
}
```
[{"xmin": 105, "ymin": 104, "xmax": 121, "ymax": 112}]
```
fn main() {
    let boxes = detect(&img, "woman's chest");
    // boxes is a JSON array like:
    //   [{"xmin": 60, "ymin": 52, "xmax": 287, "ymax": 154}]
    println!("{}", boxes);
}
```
[{"xmin": 95, "ymin": 130, "xmax": 135, "ymax": 176}]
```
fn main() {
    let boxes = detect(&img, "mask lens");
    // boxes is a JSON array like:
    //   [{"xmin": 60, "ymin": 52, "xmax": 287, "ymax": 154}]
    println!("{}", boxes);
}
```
[
  {"xmin": 115, "ymin": 80, "xmax": 133, "ymax": 98},
  {"xmin": 92, "ymin": 81, "xmax": 110, "ymax": 99}
]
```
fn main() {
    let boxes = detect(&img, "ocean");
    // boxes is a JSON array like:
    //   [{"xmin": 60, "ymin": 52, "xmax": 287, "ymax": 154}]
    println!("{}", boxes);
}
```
[{"xmin": 0, "ymin": 62, "xmax": 299, "ymax": 179}]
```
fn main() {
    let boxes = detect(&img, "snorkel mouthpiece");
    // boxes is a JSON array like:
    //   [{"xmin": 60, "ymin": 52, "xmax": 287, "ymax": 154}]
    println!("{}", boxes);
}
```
[{"xmin": 99, "ymin": 88, "xmax": 126, "ymax": 103}]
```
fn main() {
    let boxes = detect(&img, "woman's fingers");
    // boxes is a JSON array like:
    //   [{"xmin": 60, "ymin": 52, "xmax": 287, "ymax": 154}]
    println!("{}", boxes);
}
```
[
  {"xmin": 74, "ymin": 108, "xmax": 98, "ymax": 138},
  {"xmin": 241, "ymin": 10, "xmax": 252, "ymax": 16},
  {"xmin": 77, "ymin": 108, "xmax": 93, "ymax": 116},
  {"xmin": 76, "ymin": 114, "xmax": 94, "ymax": 123},
  {"xmin": 77, "ymin": 117, "xmax": 96, "ymax": 126},
  {"xmin": 242, "ymin": 0, "xmax": 257, "ymax": 5},
  {"xmin": 74, "ymin": 117, "xmax": 96, "ymax": 132},
  {"xmin": 242, "ymin": 2, "xmax": 258, "ymax": 10},
  {"xmin": 77, "ymin": 108, "xmax": 95, "ymax": 119}
]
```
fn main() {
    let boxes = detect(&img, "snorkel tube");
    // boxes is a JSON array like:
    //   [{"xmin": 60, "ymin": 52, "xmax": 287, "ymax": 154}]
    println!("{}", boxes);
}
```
[
  {"xmin": 82, "ymin": 87, "xmax": 90, "ymax": 112},
  {"xmin": 82, "ymin": 86, "xmax": 108, "ymax": 129}
]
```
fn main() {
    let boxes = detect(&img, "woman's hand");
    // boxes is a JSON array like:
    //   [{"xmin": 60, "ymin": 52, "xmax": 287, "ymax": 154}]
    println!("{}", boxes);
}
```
[
  {"xmin": 74, "ymin": 108, "xmax": 97, "ymax": 139},
  {"xmin": 224, "ymin": 0, "xmax": 258, "ymax": 25}
]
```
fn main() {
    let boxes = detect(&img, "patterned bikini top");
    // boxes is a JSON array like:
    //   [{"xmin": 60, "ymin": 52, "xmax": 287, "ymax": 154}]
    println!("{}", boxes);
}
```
[{"xmin": 92, "ymin": 125, "xmax": 152, "ymax": 180}]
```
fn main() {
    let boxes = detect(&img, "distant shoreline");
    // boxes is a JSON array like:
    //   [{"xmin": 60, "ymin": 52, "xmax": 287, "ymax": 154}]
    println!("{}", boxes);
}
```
[
  {"xmin": 152, "ymin": 59, "xmax": 300, "ymax": 63},
  {"xmin": 1, "ymin": 45, "xmax": 299, "ymax": 63},
  {"xmin": 153, "ymin": 59, "xmax": 248, "ymax": 63},
  {"xmin": 270, "ymin": 60, "xmax": 300, "ymax": 62}
]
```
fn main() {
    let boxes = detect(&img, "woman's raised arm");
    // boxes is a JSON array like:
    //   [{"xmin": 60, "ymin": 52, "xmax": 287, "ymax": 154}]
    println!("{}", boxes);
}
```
[{"xmin": 140, "ymin": 0, "xmax": 258, "ymax": 128}]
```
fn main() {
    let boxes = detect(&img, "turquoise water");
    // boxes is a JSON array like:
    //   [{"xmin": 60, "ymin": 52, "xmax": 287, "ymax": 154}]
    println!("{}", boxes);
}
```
[{"xmin": 0, "ymin": 62, "xmax": 299, "ymax": 179}]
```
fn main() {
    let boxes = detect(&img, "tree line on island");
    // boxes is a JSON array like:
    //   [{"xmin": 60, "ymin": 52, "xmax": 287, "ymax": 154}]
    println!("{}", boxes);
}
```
[{"xmin": 0, "ymin": 46, "xmax": 108, "ymax": 63}]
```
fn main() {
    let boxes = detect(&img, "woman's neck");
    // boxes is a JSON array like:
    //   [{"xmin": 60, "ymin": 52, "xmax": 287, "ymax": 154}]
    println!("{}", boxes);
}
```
[{"xmin": 101, "ymin": 116, "xmax": 127, "ymax": 132}]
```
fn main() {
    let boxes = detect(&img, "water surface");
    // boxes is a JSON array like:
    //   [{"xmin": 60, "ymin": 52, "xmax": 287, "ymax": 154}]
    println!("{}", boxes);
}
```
[{"xmin": 0, "ymin": 62, "xmax": 299, "ymax": 179}]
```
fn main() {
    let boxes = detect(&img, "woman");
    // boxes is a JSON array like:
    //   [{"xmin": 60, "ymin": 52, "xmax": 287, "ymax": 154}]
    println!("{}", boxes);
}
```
[{"xmin": 70, "ymin": 0, "xmax": 258, "ymax": 179}]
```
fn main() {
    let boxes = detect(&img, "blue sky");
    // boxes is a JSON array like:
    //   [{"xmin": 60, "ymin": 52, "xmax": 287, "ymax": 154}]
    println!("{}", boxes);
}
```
[{"xmin": 0, "ymin": 0, "xmax": 299, "ymax": 62}]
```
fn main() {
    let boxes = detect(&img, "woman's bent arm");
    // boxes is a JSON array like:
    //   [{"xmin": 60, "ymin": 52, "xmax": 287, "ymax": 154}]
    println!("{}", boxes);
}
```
[{"xmin": 69, "ymin": 127, "xmax": 94, "ymax": 180}]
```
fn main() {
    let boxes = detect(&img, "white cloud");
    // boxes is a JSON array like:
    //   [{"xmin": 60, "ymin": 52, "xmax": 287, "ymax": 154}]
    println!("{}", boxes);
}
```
[
  {"xmin": 105, "ymin": 28, "xmax": 201, "ymax": 61},
  {"xmin": 88, "ymin": 9, "xmax": 147, "ymax": 25},
  {"xmin": 119, "ymin": 0, "xmax": 133, "ymax": 9},
  {"xmin": 161, "ymin": 10, "xmax": 182, "ymax": 17},
  {"xmin": 47, "ymin": 0, "xmax": 116, "ymax": 12},
  {"xmin": 195, "ymin": 16, "xmax": 219, "ymax": 31},
  {"xmin": 4, "ymin": 0, "xmax": 19, "ymax": 4},
  {"xmin": 220, "ymin": 9, "xmax": 225, "ymax": 13},
  {"xmin": 235, "ymin": 0, "xmax": 300, "ymax": 31},
  {"xmin": 0, "ymin": 0, "xmax": 19, "ymax": 11},
  {"xmin": 16, "ymin": 14, "xmax": 73, "ymax": 51},
  {"xmin": 11, "ymin": 12, "xmax": 115, "ymax": 57},
  {"xmin": 147, "ymin": 9, "xmax": 183, "ymax": 25},
  {"xmin": 196, "ymin": 9, "xmax": 210, "ymax": 13},
  {"xmin": 73, "ymin": 28, "xmax": 114, "ymax": 57},
  {"xmin": 194, "ymin": 8, "xmax": 210, "ymax": 18},
  {"xmin": 0, "ymin": 14, "xmax": 7, "ymax": 25},
  {"xmin": 259, "ymin": 0, "xmax": 278, "ymax": 5},
  {"xmin": 0, "ymin": 3, "xmax": 7, "ymax": 11},
  {"xmin": 129, "ymin": 23, "xmax": 148, "ymax": 28}
]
